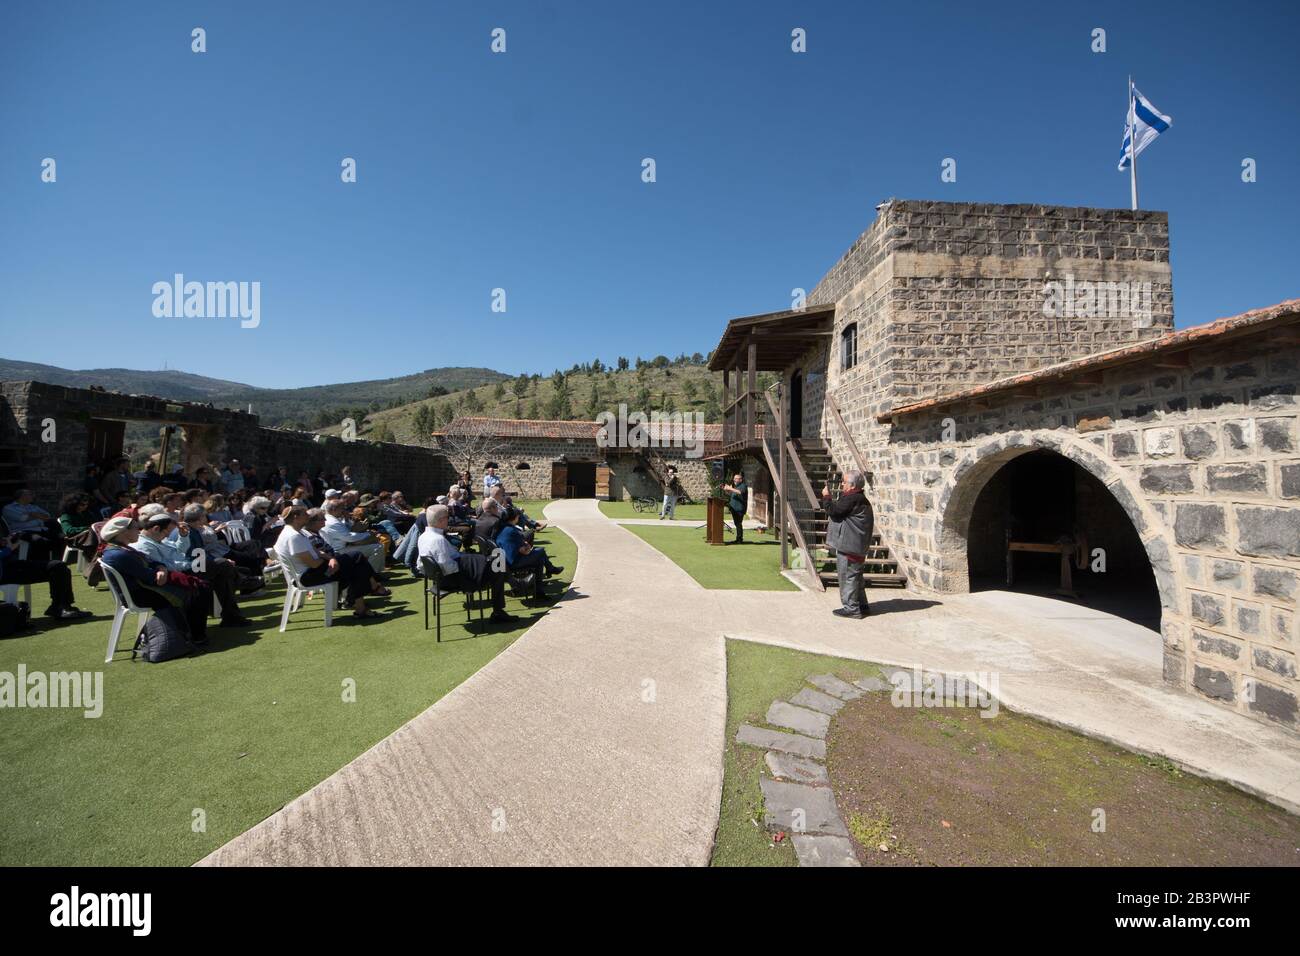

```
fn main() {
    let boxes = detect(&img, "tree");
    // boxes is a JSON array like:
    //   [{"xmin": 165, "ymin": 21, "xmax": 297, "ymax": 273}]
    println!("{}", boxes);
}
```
[
  {"xmin": 435, "ymin": 418, "xmax": 510, "ymax": 473},
  {"xmin": 682, "ymin": 379, "xmax": 697, "ymax": 400},
  {"xmin": 512, "ymin": 374, "xmax": 530, "ymax": 398},
  {"xmin": 463, "ymin": 388, "xmax": 481, "ymax": 413},
  {"xmin": 635, "ymin": 386, "xmax": 652, "ymax": 410},
  {"xmin": 703, "ymin": 395, "xmax": 722, "ymax": 422},
  {"xmin": 493, "ymin": 381, "xmax": 506, "ymax": 401},
  {"xmin": 617, "ymin": 356, "xmax": 629, "ymax": 371},
  {"xmin": 526, "ymin": 399, "xmax": 540, "ymax": 419}
]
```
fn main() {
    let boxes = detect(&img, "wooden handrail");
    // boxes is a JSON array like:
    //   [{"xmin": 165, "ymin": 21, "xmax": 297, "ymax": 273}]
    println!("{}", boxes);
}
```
[
  {"xmin": 825, "ymin": 392, "xmax": 869, "ymax": 478},
  {"xmin": 759, "ymin": 431, "xmax": 823, "ymax": 591}
]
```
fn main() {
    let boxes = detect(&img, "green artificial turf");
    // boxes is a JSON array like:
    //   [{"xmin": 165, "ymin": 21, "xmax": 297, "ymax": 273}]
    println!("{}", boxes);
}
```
[
  {"xmin": 0, "ymin": 521, "xmax": 575, "ymax": 866},
  {"xmin": 622, "ymin": 525, "xmax": 797, "ymax": 591},
  {"xmin": 598, "ymin": 499, "xmax": 709, "ymax": 522},
  {"xmin": 711, "ymin": 639, "xmax": 879, "ymax": 867}
]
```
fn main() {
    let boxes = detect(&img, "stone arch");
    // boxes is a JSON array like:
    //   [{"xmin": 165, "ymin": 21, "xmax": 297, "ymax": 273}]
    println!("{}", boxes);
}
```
[{"xmin": 932, "ymin": 431, "xmax": 1178, "ymax": 620}]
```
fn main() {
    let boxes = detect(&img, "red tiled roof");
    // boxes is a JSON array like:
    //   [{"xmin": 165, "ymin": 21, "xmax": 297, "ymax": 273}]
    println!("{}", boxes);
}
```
[
  {"xmin": 432, "ymin": 416, "xmax": 724, "ymax": 443},
  {"xmin": 878, "ymin": 298, "xmax": 1300, "ymax": 423}
]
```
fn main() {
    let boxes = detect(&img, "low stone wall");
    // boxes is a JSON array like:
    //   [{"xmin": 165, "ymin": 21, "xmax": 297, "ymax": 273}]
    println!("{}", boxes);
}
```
[
  {"xmin": 880, "ymin": 336, "xmax": 1300, "ymax": 732},
  {"xmin": 0, "ymin": 380, "xmax": 457, "ymax": 506}
]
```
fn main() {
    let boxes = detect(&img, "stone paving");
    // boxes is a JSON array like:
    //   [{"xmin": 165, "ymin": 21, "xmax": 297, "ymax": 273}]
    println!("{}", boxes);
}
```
[{"xmin": 735, "ymin": 671, "xmax": 907, "ymax": 867}]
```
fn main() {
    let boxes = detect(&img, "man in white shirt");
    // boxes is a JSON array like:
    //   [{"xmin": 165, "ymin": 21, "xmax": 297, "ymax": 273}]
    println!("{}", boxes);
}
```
[
  {"xmin": 483, "ymin": 465, "xmax": 502, "ymax": 499},
  {"xmin": 321, "ymin": 500, "xmax": 386, "ymax": 574},
  {"xmin": 418, "ymin": 505, "xmax": 514, "ymax": 623},
  {"xmin": 276, "ymin": 506, "xmax": 380, "ymax": 618},
  {"xmin": 220, "ymin": 459, "xmax": 245, "ymax": 495}
]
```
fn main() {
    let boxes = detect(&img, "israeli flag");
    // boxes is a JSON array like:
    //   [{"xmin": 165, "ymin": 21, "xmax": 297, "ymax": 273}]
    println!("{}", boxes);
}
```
[{"xmin": 1118, "ymin": 86, "xmax": 1172, "ymax": 170}]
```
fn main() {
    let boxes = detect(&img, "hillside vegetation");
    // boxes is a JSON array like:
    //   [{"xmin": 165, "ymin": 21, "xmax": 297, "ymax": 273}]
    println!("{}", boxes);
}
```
[{"xmin": 317, "ymin": 356, "xmax": 778, "ymax": 445}]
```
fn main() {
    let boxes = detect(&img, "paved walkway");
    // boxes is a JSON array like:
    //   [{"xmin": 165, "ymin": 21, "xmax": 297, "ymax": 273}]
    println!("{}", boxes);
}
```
[
  {"xmin": 203, "ymin": 500, "xmax": 1300, "ymax": 866},
  {"xmin": 200, "ymin": 499, "xmax": 732, "ymax": 866}
]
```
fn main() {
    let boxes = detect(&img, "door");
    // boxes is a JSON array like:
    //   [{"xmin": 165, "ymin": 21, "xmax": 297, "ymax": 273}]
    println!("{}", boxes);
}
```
[
  {"xmin": 550, "ymin": 461, "xmax": 568, "ymax": 498},
  {"xmin": 595, "ymin": 463, "xmax": 611, "ymax": 500},
  {"xmin": 789, "ymin": 371, "xmax": 803, "ymax": 439},
  {"xmin": 568, "ymin": 461, "xmax": 597, "ymax": 498}
]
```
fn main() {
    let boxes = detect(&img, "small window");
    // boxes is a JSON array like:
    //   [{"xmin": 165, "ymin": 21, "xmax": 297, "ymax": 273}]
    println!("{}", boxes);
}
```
[
  {"xmin": 515, "ymin": 462, "xmax": 531, "ymax": 470},
  {"xmin": 840, "ymin": 323, "xmax": 858, "ymax": 371}
]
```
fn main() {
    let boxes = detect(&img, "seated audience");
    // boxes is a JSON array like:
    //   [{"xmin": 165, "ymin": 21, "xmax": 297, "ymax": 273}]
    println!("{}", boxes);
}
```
[
  {"xmin": 182, "ymin": 504, "xmax": 267, "ymax": 591},
  {"xmin": 302, "ymin": 508, "xmax": 389, "ymax": 598},
  {"xmin": 98, "ymin": 516, "xmax": 209, "ymax": 644},
  {"xmin": 57, "ymin": 492, "xmax": 99, "ymax": 568},
  {"xmin": 171, "ymin": 509, "xmax": 253, "ymax": 627},
  {"xmin": 274, "ymin": 506, "xmax": 380, "ymax": 619},
  {"xmin": 321, "ymin": 500, "xmax": 386, "ymax": 574},
  {"xmin": 0, "ymin": 521, "xmax": 90, "ymax": 620},
  {"xmin": 2, "ymin": 489, "xmax": 65, "ymax": 562},
  {"xmin": 474, "ymin": 498, "xmax": 504, "ymax": 552},
  {"xmin": 418, "ymin": 504, "xmax": 515, "ymax": 623},
  {"xmin": 495, "ymin": 508, "xmax": 563, "ymax": 597},
  {"xmin": 190, "ymin": 467, "xmax": 217, "ymax": 494}
]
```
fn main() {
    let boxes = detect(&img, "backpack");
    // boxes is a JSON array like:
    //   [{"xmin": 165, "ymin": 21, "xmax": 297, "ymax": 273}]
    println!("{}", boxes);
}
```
[
  {"xmin": 132, "ymin": 605, "xmax": 196, "ymax": 663},
  {"xmin": 0, "ymin": 601, "xmax": 31, "ymax": 638}
]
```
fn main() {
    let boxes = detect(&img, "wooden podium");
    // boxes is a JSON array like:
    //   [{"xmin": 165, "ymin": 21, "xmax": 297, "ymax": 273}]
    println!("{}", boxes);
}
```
[{"xmin": 706, "ymin": 497, "xmax": 726, "ymax": 546}]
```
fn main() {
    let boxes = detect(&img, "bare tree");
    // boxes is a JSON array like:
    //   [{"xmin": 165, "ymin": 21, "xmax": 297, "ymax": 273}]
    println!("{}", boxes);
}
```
[{"xmin": 435, "ymin": 417, "xmax": 512, "ymax": 473}]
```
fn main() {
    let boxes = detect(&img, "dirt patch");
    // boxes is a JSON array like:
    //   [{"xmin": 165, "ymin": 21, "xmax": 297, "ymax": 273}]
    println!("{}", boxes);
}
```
[{"xmin": 828, "ymin": 693, "xmax": 1300, "ymax": 866}]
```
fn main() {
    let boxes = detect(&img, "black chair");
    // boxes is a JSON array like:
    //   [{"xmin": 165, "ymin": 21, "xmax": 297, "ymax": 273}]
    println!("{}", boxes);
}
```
[{"xmin": 420, "ymin": 555, "xmax": 484, "ymax": 643}]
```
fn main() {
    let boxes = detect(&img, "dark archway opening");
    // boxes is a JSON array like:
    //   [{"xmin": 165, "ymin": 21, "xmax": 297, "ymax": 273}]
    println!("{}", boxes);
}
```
[
  {"xmin": 566, "ymin": 461, "xmax": 597, "ymax": 498},
  {"xmin": 967, "ymin": 449, "xmax": 1160, "ymax": 630}
]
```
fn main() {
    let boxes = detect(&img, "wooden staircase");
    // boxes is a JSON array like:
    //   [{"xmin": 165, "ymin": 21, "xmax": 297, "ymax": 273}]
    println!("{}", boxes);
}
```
[{"xmin": 784, "ymin": 439, "xmax": 907, "ymax": 590}]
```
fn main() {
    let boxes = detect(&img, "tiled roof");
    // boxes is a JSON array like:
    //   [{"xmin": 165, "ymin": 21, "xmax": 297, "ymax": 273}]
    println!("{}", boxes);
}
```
[
  {"xmin": 432, "ymin": 416, "xmax": 723, "ymax": 443},
  {"xmin": 878, "ymin": 298, "xmax": 1300, "ymax": 422}
]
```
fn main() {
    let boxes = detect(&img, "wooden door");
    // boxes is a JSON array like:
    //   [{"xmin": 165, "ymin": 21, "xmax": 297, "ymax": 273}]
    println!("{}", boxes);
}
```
[
  {"xmin": 595, "ymin": 463, "xmax": 610, "ymax": 500},
  {"xmin": 550, "ymin": 462, "xmax": 568, "ymax": 498}
]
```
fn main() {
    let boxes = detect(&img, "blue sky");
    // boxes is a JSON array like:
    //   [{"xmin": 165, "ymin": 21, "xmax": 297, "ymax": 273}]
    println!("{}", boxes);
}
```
[{"xmin": 2, "ymin": 0, "xmax": 1296, "ymax": 388}]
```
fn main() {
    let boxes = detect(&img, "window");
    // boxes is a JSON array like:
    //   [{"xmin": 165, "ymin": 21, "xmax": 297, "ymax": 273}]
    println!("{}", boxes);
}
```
[
  {"xmin": 840, "ymin": 323, "xmax": 858, "ymax": 371},
  {"xmin": 515, "ymin": 462, "xmax": 531, "ymax": 470}
]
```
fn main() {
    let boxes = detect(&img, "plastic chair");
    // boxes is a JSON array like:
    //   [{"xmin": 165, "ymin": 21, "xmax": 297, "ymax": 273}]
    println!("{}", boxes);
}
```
[
  {"xmin": 98, "ymin": 560, "xmax": 153, "ymax": 663},
  {"xmin": 0, "ymin": 540, "xmax": 32, "ymax": 607},
  {"xmin": 263, "ymin": 547, "xmax": 285, "ymax": 585},
  {"xmin": 276, "ymin": 553, "xmax": 338, "ymax": 633},
  {"xmin": 223, "ymin": 522, "xmax": 251, "ymax": 545}
]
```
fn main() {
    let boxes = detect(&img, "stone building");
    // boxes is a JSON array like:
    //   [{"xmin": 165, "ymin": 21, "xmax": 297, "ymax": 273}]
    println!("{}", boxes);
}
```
[
  {"xmin": 0, "ymin": 380, "xmax": 456, "ymax": 506},
  {"xmin": 431, "ymin": 416, "xmax": 743, "ymax": 508},
  {"xmin": 709, "ymin": 199, "xmax": 1300, "ymax": 733}
]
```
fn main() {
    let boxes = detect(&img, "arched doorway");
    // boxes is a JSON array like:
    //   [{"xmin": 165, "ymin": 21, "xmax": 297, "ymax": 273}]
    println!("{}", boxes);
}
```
[
  {"xmin": 789, "ymin": 371, "xmax": 803, "ymax": 439},
  {"xmin": 936, "ymin": 441, "xmax": 1169, "ymax": 634}
]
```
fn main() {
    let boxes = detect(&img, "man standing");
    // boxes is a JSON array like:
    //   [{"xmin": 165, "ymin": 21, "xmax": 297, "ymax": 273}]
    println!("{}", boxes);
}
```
[
  {"xmin": 820, "ymin": 470, "xmax": 874, "ymax": 619},
  {"xmin": 483, "ymin": 464, "xmax": 502, "ymax": 499},
  {"xmin": 720, "ymin": 472, "xmax": 748, "ymax": 544},
  {"xmin": 659, "ymin": 465, "xmax": 681, "ymax": 520}
]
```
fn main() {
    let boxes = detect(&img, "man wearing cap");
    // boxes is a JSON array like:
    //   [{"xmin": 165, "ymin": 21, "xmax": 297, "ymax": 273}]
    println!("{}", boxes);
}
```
[{"xmin": 99, "ymin": 516, "xmax": 209, "ymax": 643}]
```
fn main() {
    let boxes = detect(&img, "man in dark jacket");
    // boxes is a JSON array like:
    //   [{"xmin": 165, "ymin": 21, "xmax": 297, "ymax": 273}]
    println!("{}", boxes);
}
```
[{"xmin": 820, "ymin": 470, "xmax": 875, "ymax": 618}]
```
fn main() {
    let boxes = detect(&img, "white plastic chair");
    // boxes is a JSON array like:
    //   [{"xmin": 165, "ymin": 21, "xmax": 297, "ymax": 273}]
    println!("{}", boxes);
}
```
[
  {"xmin": 263, "ymin": 547, "xmax": 285, "ymax": 585},
  {"xmin": 276, "ymin": 554, "xmax": 338, "ymax": 632},
  {"xmin": 223, "ymin": 522, "xmax": 251, "ymax": 545},
  {"xmin": 62, "ymin": 543, "xmax": 90, "ymax": 577},
  {"xmin": 98, "ymin": 560, "xmax": 153, "ymax": 663},
  {"xmin": 0, "ymin": 540, "xmax": 33, "ymax": 607}
]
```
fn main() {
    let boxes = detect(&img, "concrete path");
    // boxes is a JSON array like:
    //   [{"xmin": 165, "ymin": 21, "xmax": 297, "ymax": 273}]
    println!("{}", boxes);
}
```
[
  {"xmin": 203, "ymin": 500, "xmax": 1300, "ymax": 866},
  {"xmin": 720, "ymin": 586, "xmax": 1300, "ymax": 813},
  {"xmin": 200, "ymin": 498, "xmax": 731, "ymax": 866}
]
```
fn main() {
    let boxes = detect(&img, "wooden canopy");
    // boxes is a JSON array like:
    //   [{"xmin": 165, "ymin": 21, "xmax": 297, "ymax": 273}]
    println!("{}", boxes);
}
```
[{"xmin": 707, "ymin": 304, "xmax": 836, "ymax": 373}]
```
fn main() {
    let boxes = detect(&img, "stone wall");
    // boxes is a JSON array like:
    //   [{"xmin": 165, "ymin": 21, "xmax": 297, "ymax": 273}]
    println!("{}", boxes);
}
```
[
  {"xmin": 881, "ymin": 334, "xmax": 1300, "ymax": 731},
  {"xmin": 0, "ymin": 381, "xmax": 456, "ymax": 507}
]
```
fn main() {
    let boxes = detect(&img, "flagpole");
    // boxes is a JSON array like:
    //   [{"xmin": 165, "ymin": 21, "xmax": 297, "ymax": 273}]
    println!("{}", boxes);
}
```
[{"xmin": 1129, "ymin": 75, "xmax": 1139, "ymax": 210}]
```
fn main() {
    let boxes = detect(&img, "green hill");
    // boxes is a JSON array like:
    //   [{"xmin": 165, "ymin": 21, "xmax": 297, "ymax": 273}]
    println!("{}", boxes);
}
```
[
  {"xmin": 323, "ymin": 358, "xmax": 779, "ymax": 445},
  {"xmin": 0, "ymin": 358, "xmax": 508, "ymax": 428}
]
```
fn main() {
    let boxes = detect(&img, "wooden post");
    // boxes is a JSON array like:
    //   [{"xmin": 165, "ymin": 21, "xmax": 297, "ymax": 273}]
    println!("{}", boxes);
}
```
[
  {"xmin": 746, "ymin": 340, "xmax": 757, "ymax": 446},
  {"xmin": 777, "ymin": 382, "xmax": 787, "ymax": 569},
  {"xmin": 722, "ymin": 369, "xmax": 730, "ymax": 445}
]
